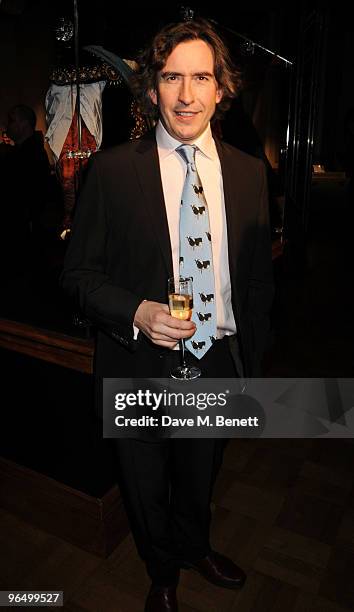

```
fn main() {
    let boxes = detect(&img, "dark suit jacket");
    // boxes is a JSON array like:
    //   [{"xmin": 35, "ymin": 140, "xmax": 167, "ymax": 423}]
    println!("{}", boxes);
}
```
[{"xmin": 62, "ymin": 129, "xmax": 274, "ymax": 380}]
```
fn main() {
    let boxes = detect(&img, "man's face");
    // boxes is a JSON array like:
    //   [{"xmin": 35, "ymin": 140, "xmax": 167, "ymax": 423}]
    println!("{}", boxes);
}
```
[
  {"xmin": 149, "ymin": 39, "xmax": 223, "ymax": 143},
  {"xmin": 6, "ymin": 112, "xmax": 26, "ymax": 143}
]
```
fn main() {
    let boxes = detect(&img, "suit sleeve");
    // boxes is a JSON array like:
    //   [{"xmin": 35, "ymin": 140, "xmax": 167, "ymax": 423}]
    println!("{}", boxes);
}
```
[
  {"xmin": 60, "ymin": 155, "xmax": 142, "ymax": 349},
  {"xmin": 248, "ymin": 160, "xmax": 275, "ymax": 375}
]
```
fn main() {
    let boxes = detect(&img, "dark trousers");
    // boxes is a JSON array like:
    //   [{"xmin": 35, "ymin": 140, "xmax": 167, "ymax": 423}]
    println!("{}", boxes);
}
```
[{"xmin": 112, "ymin": 336, "xmax": 239, "ymax": 585}]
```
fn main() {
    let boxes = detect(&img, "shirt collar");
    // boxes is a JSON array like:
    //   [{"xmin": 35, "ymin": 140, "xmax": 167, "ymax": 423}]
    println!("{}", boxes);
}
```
[{"xmin": 155, "ymin": 120, "xmax": 218, "ymax": 161}]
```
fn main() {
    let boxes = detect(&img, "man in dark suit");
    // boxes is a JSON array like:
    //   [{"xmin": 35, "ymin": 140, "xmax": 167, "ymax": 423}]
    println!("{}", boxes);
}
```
[
  {"xmin": 62, "ymin": 19, "xmax": 274, "ymax": 612},
  {"xmin": 1, "ymin": 105, "xmax": 51, "ymax": 290}
]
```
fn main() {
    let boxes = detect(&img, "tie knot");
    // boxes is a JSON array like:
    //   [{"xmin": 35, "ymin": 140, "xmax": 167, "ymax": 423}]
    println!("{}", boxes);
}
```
[{"xmin": 176, "ymin": 144, "xmax": 197, "ymax": 168}]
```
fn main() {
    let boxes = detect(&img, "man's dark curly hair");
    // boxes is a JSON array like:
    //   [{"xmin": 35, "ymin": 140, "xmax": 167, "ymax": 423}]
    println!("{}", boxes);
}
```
[{"xmin": 132, "ymin": 18, "xmax": 242, "ymax": 121}]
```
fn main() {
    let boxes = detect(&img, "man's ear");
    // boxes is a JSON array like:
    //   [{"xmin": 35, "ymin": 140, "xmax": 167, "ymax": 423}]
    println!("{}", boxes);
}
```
[
  {"xmin": 149, "ymin": 89, "xmax": 158, "ymax": 106},
  {"xmin": 216, "ymin": 87, "xmax": 223, "ymax": 105}
]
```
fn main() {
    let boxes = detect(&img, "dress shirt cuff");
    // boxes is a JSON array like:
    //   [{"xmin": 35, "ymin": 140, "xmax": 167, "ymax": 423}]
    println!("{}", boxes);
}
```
[
  {"xmin": 133, "ymin": 299, "xmax": 147, "ymax": 340},
  {"xmin": 133, "ymin": 323, "xmax": 140, "ymax": 341}
]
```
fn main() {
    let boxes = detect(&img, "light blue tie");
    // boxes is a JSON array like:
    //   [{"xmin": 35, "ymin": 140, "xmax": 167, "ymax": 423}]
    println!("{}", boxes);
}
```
[{"xmin": 177, "ymin": 144, "xmax": 217, "ymax": 359}]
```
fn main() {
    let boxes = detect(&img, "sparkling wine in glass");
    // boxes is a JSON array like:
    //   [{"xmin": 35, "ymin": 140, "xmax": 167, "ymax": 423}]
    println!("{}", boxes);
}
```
[{"xmin": 168, "ymin": 276, "xmax": 201, "ymax": 380}]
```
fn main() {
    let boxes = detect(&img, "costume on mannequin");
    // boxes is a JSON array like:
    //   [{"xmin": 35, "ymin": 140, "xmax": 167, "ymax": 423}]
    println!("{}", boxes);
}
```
[{"xmin": 45, "ymin": 21, "xmax": 150, "ymax": 238}]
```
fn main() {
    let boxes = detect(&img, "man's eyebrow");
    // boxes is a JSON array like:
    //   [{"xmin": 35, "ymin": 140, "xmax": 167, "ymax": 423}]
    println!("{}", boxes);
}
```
[
  {"xmin": 160, "ymin": 71, "xmax": 183, "ymax": 78},
  {"xmin": 160, "ymin": 71, "xmax": 215, "ymax": 78}
]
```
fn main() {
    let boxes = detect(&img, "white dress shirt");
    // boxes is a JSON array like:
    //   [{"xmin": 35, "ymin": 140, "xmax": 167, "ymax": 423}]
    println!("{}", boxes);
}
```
[{"xmin": 156, "ymin": 120, "xmax": 236, "ymax": 339}]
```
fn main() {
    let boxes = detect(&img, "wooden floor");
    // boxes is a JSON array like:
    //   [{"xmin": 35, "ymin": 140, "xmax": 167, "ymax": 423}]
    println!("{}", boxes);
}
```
[{"xmin": 1, "ymin": 437, "xmax": 354, "ymax": 612}]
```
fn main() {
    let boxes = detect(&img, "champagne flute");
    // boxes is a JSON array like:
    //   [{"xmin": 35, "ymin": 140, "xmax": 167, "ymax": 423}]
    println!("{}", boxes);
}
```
[{"xmin": 168, "ymin": 276, "xmax": 201, "ymax": 380}]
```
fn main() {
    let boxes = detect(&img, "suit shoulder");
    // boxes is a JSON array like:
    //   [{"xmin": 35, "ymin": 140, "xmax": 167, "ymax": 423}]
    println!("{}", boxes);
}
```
[
  {"xmin": 91, "ymin": 129, "xmax": 156, "ymax": 166},
  {"xmin": 218, "ymin": 140, "xmax": 265, "ymax": 172},
  {"xmin": 91, "ymin": 138, "xmax": 143, "ymax": 166}
]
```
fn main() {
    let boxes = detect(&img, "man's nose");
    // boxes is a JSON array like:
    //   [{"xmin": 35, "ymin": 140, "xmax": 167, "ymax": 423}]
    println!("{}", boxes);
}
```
[{"xmin": 178, "ymin": 78, "xmax": 194, "ymax": 105}]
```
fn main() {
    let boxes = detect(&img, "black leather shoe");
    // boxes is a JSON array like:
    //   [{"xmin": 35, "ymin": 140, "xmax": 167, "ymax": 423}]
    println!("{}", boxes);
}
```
[
  {"xmin": 182, "ymin": 551, "xmax": 246, "ymax": 589},
  {"xmin": 144, "ymin": 584, "xmax": 178, "ymax": 612}
]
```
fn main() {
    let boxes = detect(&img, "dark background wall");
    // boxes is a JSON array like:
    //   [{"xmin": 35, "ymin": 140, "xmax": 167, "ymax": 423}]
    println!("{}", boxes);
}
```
[{"xmin": 316, "ymin": 10, "xmax": 354, "ymax": 169}]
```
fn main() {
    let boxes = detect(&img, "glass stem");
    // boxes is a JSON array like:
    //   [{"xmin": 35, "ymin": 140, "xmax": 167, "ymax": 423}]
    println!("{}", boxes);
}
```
[{"xmin": 180, "ymin": 339, "xmax": 187, "ymax": 368}]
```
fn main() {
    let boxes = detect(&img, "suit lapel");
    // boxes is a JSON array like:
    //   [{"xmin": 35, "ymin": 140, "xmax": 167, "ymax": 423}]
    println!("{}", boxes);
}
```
[
  {"xmin": 133, "ymin": 132, "xmax": 173, "ymax": 277},
  {"xmin": 132, "ymin": 133, "xmax": 243, "ymax": 283},
  {"xmin": 215, "ymin": 138, "xmax": 241, "ymax": 281}
]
